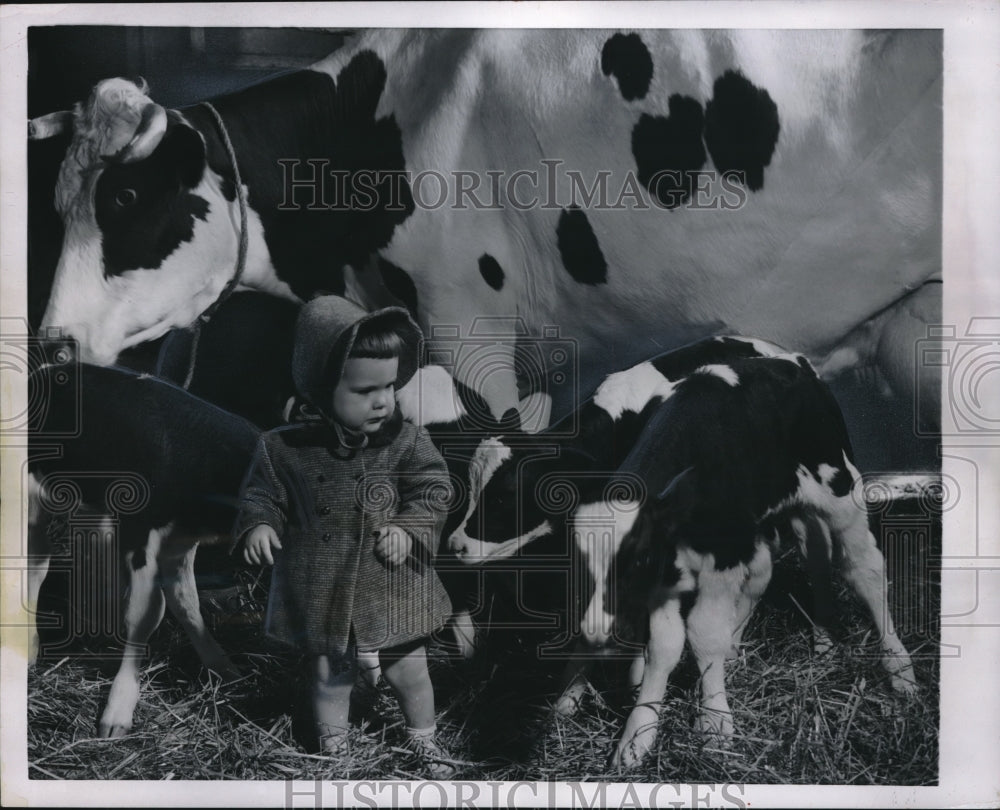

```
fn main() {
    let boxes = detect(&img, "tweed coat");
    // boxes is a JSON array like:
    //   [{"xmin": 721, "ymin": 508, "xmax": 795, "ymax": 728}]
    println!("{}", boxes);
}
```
[{"xmin": 233, "ymin": 297, "xmax": 453, "ymax": 656}]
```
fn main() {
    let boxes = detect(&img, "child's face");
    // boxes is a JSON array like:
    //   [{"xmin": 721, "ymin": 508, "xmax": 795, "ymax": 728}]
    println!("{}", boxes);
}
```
[{"xmin": 331, "ymin": 356, "xmax": 398, "ymax": 434}]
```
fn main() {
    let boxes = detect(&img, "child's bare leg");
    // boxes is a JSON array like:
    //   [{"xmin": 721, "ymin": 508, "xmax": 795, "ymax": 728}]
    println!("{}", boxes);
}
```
[
  {"xmin": 381, "ymin": 639, "xmax": 455, "ymax": 777},
  {"xmin": 312, "ymin": 653, "xmax": 358, "ymax": 751},
  {"xmin": 380, "ymin": 641, "xmax": 435, "ymax": 731}
]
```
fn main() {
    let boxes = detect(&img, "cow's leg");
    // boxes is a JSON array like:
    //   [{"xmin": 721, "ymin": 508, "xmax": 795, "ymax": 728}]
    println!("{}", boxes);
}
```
[
  {"xmin": 554, "ymin": 641, "xmax": 591, "ymax": 717},
  {"xmin": 687, "ymin": 562, "xmax": 748, "ymax": 737},
  {"xmin": 99, "ymin": 526, "xmax": 166, "ymax": 737},
  {"xmin": 611, "ymin": 598, "xmax": 684, "ymax": 769},
  {"xmin": 788, "ymin": 515, "xmax": 837, "ymax": 655},
  {"xmin": 827, "ymin": 494, "xmax": 917, "ymax": 694},
  {"xmin": 729, "ymin": 538, "xmax": 773, "ymax": 659},
  {"xmin": 26, "ymin": 475, "xmax": 55, "ymax": 666},
  {"xmin": 158, "ymin": 531, "xmax": 238, "ymax": 680}
]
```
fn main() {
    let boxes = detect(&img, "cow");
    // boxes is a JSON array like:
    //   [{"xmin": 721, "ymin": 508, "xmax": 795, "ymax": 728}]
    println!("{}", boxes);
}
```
[
  {"xmin": 29, "ymin": 29, "xmax": 942, "ymax": 468},
  {"xmin": 446, "ymin": 343, "xmax": 917, "ymax": 768},
  {"xmin": 28, "ymin": 348, "xmax": 260, "ymax": 736}
]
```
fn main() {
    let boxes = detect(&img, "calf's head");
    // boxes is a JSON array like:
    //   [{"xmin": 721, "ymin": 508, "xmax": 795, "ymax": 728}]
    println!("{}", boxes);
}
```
[
  {"xmin": 447, "ymin": 438, "xmax": 597, "ymax": 561},
  {"xmin": 579, "ymin": 467, "xmax": 699, "ymax": 647}
]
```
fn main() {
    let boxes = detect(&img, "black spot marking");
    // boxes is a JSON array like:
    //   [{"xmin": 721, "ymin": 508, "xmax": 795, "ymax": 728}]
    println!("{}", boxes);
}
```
[
  {"xmin": 704, "ymin": 70, "xmax": 780, "ymax": 192},
  {"xmin": 631, "ymin": 97, "xmax": 706, "ymax": 209},
  {"xmin": 95, "ymin": 123, "xmax": 209, "ymax": 276},
  {"xmin": 556, "ymin": 207, "xmax": 607, "ymax": 285},
  {"xmin": 378, "ymin": 256, "xmax": 418, "ymax": 319},
  {"xmin": 601, "ymin": 33, "xmax": 653, "ymax": 101},
  {"xmin": 478, "ymin": 253, "xmax": 505, "ymax": 291},
  {"xmin": 219, "ymin": 176, "xmax": 236, "ymax": 203},
  {"xmin": 131, "ymin": 549, "xmax": 147, "ymax": 571}
]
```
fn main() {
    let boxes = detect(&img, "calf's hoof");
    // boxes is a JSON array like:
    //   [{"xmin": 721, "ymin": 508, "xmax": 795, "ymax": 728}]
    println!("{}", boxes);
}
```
[
  {"xmin": 608, "ymin": 729, "xmax": 656, "ymax": 771},
  {"xmin": 890, "ymin": 669, "xmax": 919, "ymax": 696},
  {"xmin": 554, "ymin": 691, "xmax": 583, "ymax": 718},
  {"xmin": 97, "ymin": 719, "xmax": 132, "ymax": 739},
  {"xmin": 694, "ymin": 709, "xmax": 734, "ymax": 738}
]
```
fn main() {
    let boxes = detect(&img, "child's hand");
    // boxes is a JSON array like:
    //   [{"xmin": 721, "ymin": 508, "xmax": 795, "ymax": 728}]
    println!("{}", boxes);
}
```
[
  {"xmin": 373, "ymin": 524, "xmax": 412, "ymax": 567},
  {"xmin": 244, "ymin": 524, "xmax": 282, "ymax": 565}
]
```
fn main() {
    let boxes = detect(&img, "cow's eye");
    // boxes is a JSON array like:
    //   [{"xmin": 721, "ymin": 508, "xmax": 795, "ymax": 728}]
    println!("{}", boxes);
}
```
[{"xmin": 115, "ymin": 188, "xmax": 138, "ymax": 207}]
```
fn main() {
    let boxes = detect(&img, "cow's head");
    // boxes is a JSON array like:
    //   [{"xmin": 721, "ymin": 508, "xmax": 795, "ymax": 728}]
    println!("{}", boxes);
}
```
[{"xmin": 31, "ymin": 78, "xmax": 244, "ymax": 364}]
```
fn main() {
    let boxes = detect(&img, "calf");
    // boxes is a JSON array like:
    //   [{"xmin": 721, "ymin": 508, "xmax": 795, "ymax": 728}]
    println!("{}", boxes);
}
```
[
  {"xmin": 28, "ymin": 347, "xmax": 259, "ymax": 736},
  {"xmin": 581, "ymin": 355, "xmax": 916, "ymax": 767}
]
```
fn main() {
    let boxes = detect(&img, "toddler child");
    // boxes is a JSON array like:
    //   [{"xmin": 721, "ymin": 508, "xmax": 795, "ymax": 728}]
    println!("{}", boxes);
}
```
[{"xmin": 235, "ymin": 295, "xmax": 455, "ymax": 778}]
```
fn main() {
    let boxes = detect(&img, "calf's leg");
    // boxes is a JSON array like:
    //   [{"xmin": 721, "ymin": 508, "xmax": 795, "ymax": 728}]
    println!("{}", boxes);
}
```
[
  {"xmin": 26, "ymin": 476, "xmax": 53, "ymax": 666},
  {"xmin": 158, "ymin": 531, "xmax": 238, "ymax": 679},
  {"xmin": 827, "ymin": 489, "xmax": 917, "ymax": 694},
  {"xmin": 99, "ymin": 526, "xmax": 167, "ymax": 737},
  {"xmin": 729, "ymin": 538, "xmax": 773, "ymax": 659},
  {"xmin": 611, "ymin": 597, "xmax": 685, "ymax": 769},
  {"xmin": 687, "ymin": 562, "xmax": 748, "ymax": 737},
  {"xmin": 789, "ymin": 515, "xmax": 838, "ymax": 655}
]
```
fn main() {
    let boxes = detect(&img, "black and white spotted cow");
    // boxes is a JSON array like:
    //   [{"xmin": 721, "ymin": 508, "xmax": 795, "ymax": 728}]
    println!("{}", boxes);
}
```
[
  {"xmin": 28, "ymin": 348, "xmax": 259, "ymax": 736},
  {"xmin": 447, "ymin": 341, "xmax": 916, "ymax": 768},
  {"xmin": 30, "ymin": 29, "xmax": 941, "ymax": 459}
]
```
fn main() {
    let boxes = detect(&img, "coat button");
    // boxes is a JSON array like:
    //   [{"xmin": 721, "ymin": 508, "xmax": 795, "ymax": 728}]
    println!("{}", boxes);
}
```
[
  {"xmin": 319, "ymin": 506, "xmax": 331, "ymax": 515},
  {"xmin": 322, "ymin": 532, "xmax": 332, "ymax": 542},
  {"xmin": 317, "ymin": 474, "xmax": 326, "ymax": 483}
]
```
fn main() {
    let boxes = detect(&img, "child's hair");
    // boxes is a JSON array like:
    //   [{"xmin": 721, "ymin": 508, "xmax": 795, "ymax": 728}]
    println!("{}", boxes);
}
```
[{"xmin": 350, "ymin": 322, "xmax": 406, "ymax": 360}]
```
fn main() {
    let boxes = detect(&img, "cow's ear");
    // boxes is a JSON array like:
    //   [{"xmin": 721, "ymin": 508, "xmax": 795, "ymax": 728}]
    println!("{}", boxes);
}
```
[{"xmin": 163, "ymin": 124, "xmax": 206, "ymax": 189}]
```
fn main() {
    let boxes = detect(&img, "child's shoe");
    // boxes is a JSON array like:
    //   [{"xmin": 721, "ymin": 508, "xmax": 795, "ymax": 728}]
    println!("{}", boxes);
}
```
[{"xmin": 401, "ymin": 728, "xmax": 458, "ymax": 779}]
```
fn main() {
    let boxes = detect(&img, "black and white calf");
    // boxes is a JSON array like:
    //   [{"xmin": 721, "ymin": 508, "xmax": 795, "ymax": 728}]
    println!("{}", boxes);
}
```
[
  {"xmin": 28, "ymin": 350, "xmax": 259, "ymax": 736},
  {"xmin": 585, "ymin": 355, "xmax": 916, "ymax": 766},
  {"xmin": 448, "ymin": 341, "xmax": 916, "ymax": 768}
]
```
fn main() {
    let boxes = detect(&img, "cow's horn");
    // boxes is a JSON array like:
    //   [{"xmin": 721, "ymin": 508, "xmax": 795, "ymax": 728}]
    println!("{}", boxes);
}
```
[
  {"xmin": 28, "ymin": 110, "xmax": 74, "ymax": 140},
  {"xmin": 113, "ymin": 102, "xmax": 168, "ymax": 163}
]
